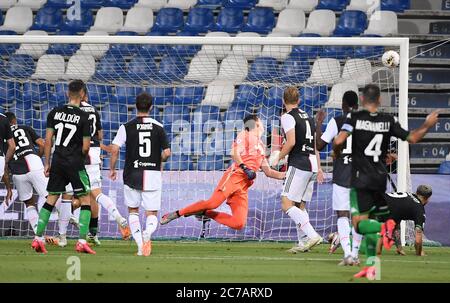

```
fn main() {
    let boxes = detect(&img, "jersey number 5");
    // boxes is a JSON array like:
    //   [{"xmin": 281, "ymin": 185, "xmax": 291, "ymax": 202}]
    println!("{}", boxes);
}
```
[
  {"xmin": 364, "ymin": 134, "xmax": 383, "ymax": 162},
  {"xmin": 139, "ymin": 132, "xmax": 151, "ymax": 157}
]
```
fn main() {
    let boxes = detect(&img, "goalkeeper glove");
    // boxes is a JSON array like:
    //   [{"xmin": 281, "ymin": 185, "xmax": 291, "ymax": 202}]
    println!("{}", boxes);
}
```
[{"xmin": 239, "ymin": 163, "xmax": 256, "ymax": 181}]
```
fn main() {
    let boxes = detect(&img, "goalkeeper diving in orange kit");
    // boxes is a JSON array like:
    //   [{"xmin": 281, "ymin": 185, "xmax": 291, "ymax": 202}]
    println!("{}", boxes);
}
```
[{"xmin": 161, "ymin": 114, "xmax": 285, "ymax": 230}]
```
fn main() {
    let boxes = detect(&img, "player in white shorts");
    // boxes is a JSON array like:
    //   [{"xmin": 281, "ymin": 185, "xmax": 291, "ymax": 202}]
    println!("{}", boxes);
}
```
[
  {"xmin": 316, "ymin": 91, "xmax": 363, "ymax": 266},
  {"xmin": 110, "ymin": 92, "xmax": 171, "ymax": 256},
  {"xmin": 270, "ymin": 87, "xmax": 323, "ymax": 253}
]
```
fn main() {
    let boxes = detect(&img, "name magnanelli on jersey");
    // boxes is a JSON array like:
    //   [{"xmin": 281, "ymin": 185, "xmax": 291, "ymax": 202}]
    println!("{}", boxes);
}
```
[{"xmin": 355, "ymin": 120, "xmax": 391, "ymax": 132}]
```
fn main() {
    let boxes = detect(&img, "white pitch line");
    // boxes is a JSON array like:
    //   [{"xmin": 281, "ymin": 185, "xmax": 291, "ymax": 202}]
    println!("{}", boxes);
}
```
[{"xmin": 1, "ymin": 253, "xmax": 450, "ymax": 265}]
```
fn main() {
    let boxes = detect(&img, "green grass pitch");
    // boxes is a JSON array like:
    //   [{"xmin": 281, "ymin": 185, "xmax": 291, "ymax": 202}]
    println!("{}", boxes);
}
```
[{"xmin": 1, "ymin": 240, "xmax": 449, "ymax": 282}]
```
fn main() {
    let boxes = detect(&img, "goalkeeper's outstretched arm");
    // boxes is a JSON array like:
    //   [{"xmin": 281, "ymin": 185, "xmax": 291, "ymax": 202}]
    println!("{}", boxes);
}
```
[{"xmin": 261, "ymin": 159, "xmax": 286, "ymax": 180}]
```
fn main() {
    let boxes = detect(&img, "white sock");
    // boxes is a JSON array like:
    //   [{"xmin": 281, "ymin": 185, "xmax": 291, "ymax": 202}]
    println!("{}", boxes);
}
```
[
  {"xmin": 337, "ymin": 217, "xmax": 351, "ymax": 257},
  {"xmin": 26, "ymin": 206, "xmax": 39, "ymax": 234},
  {"xmin": 97, "ymin": 193, "xmax": 123, "ymax": 224},
  {"xmin": 286, "ymin": 207, "xmax": 318, "ymax": 239},
  {"xmin": 351, "ymin": 227, "xmax": 363, "ymax": 258},
  {"xmin": 144, "ymin": 215, "xmax": 158, "ymax": 241},
  {"xmin": 57, "ymin": 200, "xmax": 72, "ymax": 235},
  {"xmin": 37, "ymin": 196, "xmax": 47, "ymax": 210},
  {"xmin": 298, "ymin": 209, "xmax": 319, "ymax": 239},
  {"xmin": 129, "ymin": 213, "xmax": 143, "ymax": 250},
  {"xmin": 296, "ymin": 226, "xmax": 307, "ymax": 245}
]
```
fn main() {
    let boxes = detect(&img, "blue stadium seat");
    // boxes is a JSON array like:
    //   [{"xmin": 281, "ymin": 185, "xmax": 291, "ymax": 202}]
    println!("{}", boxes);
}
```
[
  {"xmin": 32, "ymin": 103, "xmax": 51, "ymax": 131},
  {"xmin": 232, "ymin": 84, "xmax": 265, "ymax": 108},
  {"xmin": 0, "ymin": 80, "xmax": 21, "ymax": 105},
  {"xmin": 280, "ymin": 57, "xmax": 310, "ymax": 83},
  {"xmin": 0, "ymin": 11, "xmax": 3, "ymax": 25},
  {"xmin": 354, "ymin": 34, "xmax": 384, "ymax": 58},
  {"xmin": 316, "ymin": 0, "xmax": 349, "ymax": 11},
  {"xmin": 157, "ymin": 56, "xmax": 188, "ymax": 83},
  {"xmin": 53, "ymin": 82, "xmax": 68, "ymax": 104},
  {"xmin": 215, "ymin": 7, "xmax": 244, "ymax": 33},
  {"xmin": 223, "ymin": 105, "xmax": 247, "ymax": 121},
  {"xmin": 47, "ymin": 30, "xmax": 80, "ymax": 56},
  {"xmin": 184, "ymin": 7, "xmax": 215, "ymax": 33},
  {"xmin": 263, "ymin": 85, "xmax": 284, "ymax": 107},
  {"xmin": 46, "ymin": 0, "xmax": 73, "ymax": 8},
  {"xmin": 152, "ymin": 8, "xmax": 184, "ymax": 33},
  {"xmin": 223, "ymin": 0, "xmax": 257, "ymax": 9},
  {"xmin": 145, "ymin": 86, "xmax": 174, "ymax": 106},
  {"xmin": 242, "ymin": 7, "xmax": 275, "ymax": 34},
  {"xmin": 438, "ymin": 161, "xmax": 450, "ymax": 174},
  {"xmin": 94, "ymin": 55, "xmax": 127, "ymax": 81},
  {"xmin": 259, "ymin": 106, "xmax": 281, "ymax": 132},
  {"xmin": 290, "ymin": 33, "xmax": 323, "ymax": 59},
  {"xmin": 150, "ymin": 107, "xmax": 162, "ymax": 122},
  {"xmin": 300, "ymin": 85, "xmax": 328, "ymax": 108},
  {"xmin": 139, "ymin": 31, "xmax": 170, "ymax": 57},
  {"xmin": 80, "ymin": 0, "xmax": 106, "ymax": 8},
  {"xmin": 61, "ymin": 8, "xmax": 94, "ymax": 33},
  {"xmin": 126, "ymin": 55, "xmax": 158, "ymax": 83},
  {"xmin": 6, "ymin": 54, "xmax": 35, "ymax": 79},
  {"xmin": 113, "ymin": 85, "xmax": 143, "ymax": 105},
  {"xmin": 247, "ymin": 57, "xmax": 279, "ymax": 81},
  {"xmin": 381, "ymin": 0, "xmax": 409, "ymax": 12},
  {"xmin": 169, "ymin": 31, "xmax": 201, "ymax": 57},
  {"xmin": 104, "ymin": 0, "xmax": 137, "ymax": 9},
  {"xmin": 198, "ymin": 155, "xmax": 225, "ymax": 171},
  {"xmin": 164, "ymin": 155, "xmax": 194, "ymax": 171},
  {"xmin": 31, "ymin": 6, "xmax": 63, "ymax": 32},
  {"xmin": 11, "ymin": 101, "xmax": 33, "ymax": 126},
  {"xmin": 333, "ymin": 10, "xmax": 367, "ymax": 36},
  {"xmin": 173, "ymin": 86, "xmax": 205, "ymax": 106},
  {"xmin": 322, "ymin": 45, "xmax": 353, "ymax": 59},
  {"xmin": 86, "ymin": 83, "xmax": 113, "ymax": 107},
  {"xmin": 163, "ymin": 105, "xmax": 191, "ymax": 131},
  {"xmin": 22, "ymin": 82, "xmax": 51, "ymax": 104},
  {"xmin": 102, "ymin": 103, "xmax": 128, "ymax": 129},
  {"xmin": 193, "ymin": 105, "xmax": 221, "ymax": 124},
  {"xmin": 110, "ymin": 31, "xmax": 139, "ymax": 57},
  {"xmin": 197, "ymin": 0, "xmax": 222, "ymax": 8},
  {"xmin": 0, "ymin": 31, "xmax": 19, "ymax": 56}
]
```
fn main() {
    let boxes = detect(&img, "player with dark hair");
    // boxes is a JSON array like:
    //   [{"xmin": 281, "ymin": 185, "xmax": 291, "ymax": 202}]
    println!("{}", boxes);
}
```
[
  {"xmin": 75, "ymin": 82, "xmax": 130, "ymax": 245},
  {"xmin": 270, "ymin": 87, "xmax": 323, "ymax": 253},
  {"xmin": 110, "ymin": 92, "xmax": 171, "ymax": 256},
  {"xmin": 316, "ymin": 91, "xmax": 363, "ymax": 265},
  {"xmin": 4, "ymin": 112, "xmax": 45, "ymax": 234},
  {"xmin": 378, "ymin": 185, "xmax": 432, "ymax": 257},
  {"xmin": 334, "ymin": 84, "xmax": 439, "ymax": 278},
  {"xmin": 161, "ymin": 114, "xmax": 285, "ymax": 231},
  {"xmin": 32, "ymin": 79, "xmax": 95, "ymax": 254},
  {"xmin": 0, "ymin": 111, "xmax": 16, "ymax": 205}
]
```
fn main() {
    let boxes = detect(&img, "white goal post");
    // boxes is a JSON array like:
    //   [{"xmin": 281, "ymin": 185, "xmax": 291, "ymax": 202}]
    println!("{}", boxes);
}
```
[{"xmin": 0, "ymin": 35, "xmax": 411, "ymax": 243}]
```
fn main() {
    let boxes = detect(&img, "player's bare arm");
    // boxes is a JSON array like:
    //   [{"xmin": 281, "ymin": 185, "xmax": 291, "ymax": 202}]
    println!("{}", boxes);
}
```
[
  {"xmin": 415, "ymin": 227, "xmax": 424, "ymax": 256},
  {"xmin": 261, "ymin": 158, "xmax": 285, "ymax": 180},
  {"xmin": 109, "ymin": 144, "xmax": 120, "ymax": 181},
  {"xmin": 406, "ymin": 110, "xmax": 440, "ymax": 144},
  {"xmin": 277, "ymin": 128, "xmax": 295, "ymax": 165},
  {"xmin": 4, "ymin": 138, "xmax": 15, "ymax": 164},
  {"xmin": 1, "ymin": 167, "xmax": 12, "ymax": 206},
  {"xmin": 35, "ymin": 138, "xmax": 45, "ymax": 157},
  {"xmin": 161, "ymin": 148, "xmax": 171, "ymax": 162},
  {"xmin": 315, "ymin": 109, "xmax": 328, "ymax": 152},
  {"xmin": 43, "ymin": 128, "xmax": 54, "ymax": 177}
]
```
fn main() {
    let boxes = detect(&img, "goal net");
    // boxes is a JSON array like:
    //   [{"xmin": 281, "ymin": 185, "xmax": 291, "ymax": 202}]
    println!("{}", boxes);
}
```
[{"xmin": 0, "ymin": 35, "xmax": 412, "ymax": 242}]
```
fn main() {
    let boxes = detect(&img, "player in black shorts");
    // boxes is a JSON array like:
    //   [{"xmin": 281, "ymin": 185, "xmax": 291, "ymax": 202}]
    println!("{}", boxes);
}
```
[
  {"xmin": 333, "ymin": 84, "xmax": 439, "ymax": 278},
  {"xmin": 377, "ymin": 185, "xmax": 432, "ymax": 257},
  {"xmin": 32, "ymin": 80, "xmax": 95, "ymax": 255},
  {"xmin": 0, "ymin": 112, "xmax": 16, "ymax": 205}
]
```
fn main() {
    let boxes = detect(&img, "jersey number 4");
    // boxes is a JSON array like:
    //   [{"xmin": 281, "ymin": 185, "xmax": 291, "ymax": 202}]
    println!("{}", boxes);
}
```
[
  {"xmin": 364, "ymin": 134, "xmax": 383, "ymax": 162},
  {"xmin": 139, "ymin": 132, "xmax": 151, "ymax": 157}
]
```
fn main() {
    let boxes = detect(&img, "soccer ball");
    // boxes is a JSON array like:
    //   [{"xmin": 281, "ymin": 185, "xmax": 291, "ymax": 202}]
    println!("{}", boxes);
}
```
[{"xmin": 382, "ymin": 50, "xmax": 400, "ymax": 68}]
